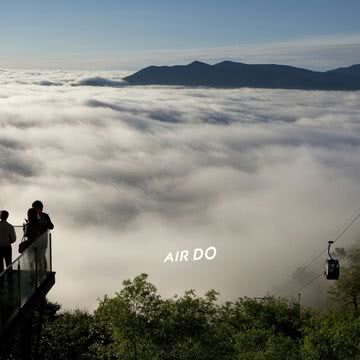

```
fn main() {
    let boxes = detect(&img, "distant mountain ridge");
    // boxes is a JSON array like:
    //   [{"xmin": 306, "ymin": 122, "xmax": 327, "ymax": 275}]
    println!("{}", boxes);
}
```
[{"xmin": 124, "ymin": 61, "xmax": 360, "ymax": 90}]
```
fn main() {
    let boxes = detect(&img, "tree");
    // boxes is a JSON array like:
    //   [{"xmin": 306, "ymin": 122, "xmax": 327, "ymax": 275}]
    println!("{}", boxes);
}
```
[
  {"xmin": 303, "ymin": 311, "xmax": 360, "ymax": 360},
  {"xmin": 92, "ymin": 273, "xmax": 161, "ymax": 360},
  {"xmin": 329, "ymin": 249, "xmax": 360, "ymax": 311},
  {"xmin": 234, "ymin": 328, "xmax": 301, "ymax": 360},
  {"xmin": 92, "ymin": 275, "xmax": 232, "ymax": 360},
  {"xmin": 9, "ymin": 272, "xmax": 359, "ymax": 360},
  {"xmin": 150, "ymin": 289, "xmax": 231, "ymax": 360},
  {"xmin": 230, "ymin": 297, "xmax": 304, "ymax": 360},
  {"xmin": 39, "ymin": 310, "xmax": 94, "ymax": 360}
]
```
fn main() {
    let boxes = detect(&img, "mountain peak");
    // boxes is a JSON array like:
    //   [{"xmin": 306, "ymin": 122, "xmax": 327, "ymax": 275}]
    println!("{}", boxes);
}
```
[
  {"xmin": 215, "ymin": 61, "xmax": 241, "ymax": 66},
  {"xmin": 124, "ymin": 61, "xmax": 360, "ymax": 90},
  {"xmin": 188, "ymin": 61, "xmax": 210, "ymax": 67}
]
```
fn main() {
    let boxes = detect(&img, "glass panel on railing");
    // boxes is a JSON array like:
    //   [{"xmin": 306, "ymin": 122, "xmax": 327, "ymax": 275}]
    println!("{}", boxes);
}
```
[
  {"xmin": 0, "ymin": 259, "xmax": 20, "ymax": 332},
  {"xmin": 46, "ymin": 234, "xmax": 51, "ymax": 273},
  {"xmin": 35, "ymin": 232, "xmax": 49, "ymax": 285},
  {"xmin": 18, "ymin": 243, "xmax": 37, "ymax": 308},
  {"xmin": 14, "ymin": 226, "xmax": 25, "ymax": 259},
  {"xmin": 0, "ymin": 230, "xmax": 52, "ymax": 332}
]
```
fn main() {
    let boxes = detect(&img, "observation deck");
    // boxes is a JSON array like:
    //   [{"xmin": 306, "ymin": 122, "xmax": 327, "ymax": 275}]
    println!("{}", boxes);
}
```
[{"xmin": 0, "ymin": 229, "xmax": 55, "ymax": 358}]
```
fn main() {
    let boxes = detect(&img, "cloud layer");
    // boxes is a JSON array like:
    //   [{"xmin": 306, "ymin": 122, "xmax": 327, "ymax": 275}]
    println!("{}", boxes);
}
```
[{"xmin": 1, "ymin": 70, "xmax": 360, "ymax": 309}]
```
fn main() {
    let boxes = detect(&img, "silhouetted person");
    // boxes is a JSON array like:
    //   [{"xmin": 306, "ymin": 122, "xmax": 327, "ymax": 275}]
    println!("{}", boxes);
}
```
[
  {"xmin": 0, "ymin": 210, "xmax": 16, "ymax": 273},
  {"xmin": 32, "ymin": 200, "xmax": 54, "ymax": 235},
  {"xmin": 31, "ymin": 201, "xmax": 53, "ymax": 275},
  {"xmin": 24, "ymin": 208, "xmax": 41, "ymax": 246},
  {"xmin": 22, "ymin": 208, "xmax": 42, "ymax": 286}
]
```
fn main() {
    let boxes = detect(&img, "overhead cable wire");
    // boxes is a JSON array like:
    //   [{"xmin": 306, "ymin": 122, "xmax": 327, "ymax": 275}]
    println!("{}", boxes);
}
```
[
  {"xmin": 288, "ymin": 208, "xmax": 360, "ymax": 297},
  {"xmin": 299, "ymin": 209, "xmax": 360, "ymax": 273}
]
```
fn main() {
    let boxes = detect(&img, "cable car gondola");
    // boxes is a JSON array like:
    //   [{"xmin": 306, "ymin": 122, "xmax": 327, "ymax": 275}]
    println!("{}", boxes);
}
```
[{"xmin": 324, "ymin": 241, "xmax": 340, "ymax": 280}]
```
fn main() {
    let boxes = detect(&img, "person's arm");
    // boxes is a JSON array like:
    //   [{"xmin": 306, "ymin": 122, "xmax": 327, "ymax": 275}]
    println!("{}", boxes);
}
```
[
  {"xmin": 9, "ymin": 225, "xmax": 16, "ymax": 244},
  {"xmin": 46, "ymin": 214, "xmax": 54, "ymax": 230}
]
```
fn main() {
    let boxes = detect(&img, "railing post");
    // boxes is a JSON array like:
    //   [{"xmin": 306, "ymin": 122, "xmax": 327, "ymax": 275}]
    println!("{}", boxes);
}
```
[
  {"xmin": 17, "ymin": 262, "xmax": 21, "ymax": 310},
  {"xmin": 35, "ymin": 247, "xmax": 38, "ymax": 288},
  {"xmin": 49, "ymin": 232, "xmax": 52, "ymax": 272}
]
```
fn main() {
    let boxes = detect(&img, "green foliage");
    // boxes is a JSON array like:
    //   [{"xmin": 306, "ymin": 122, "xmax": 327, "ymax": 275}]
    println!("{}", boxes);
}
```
[
  {"xmin": 92, "ymin": 273, "xmax": 160, "ymax": 360},
  {"xmin": 92, "ymin": 275, "xmax": 229, "ymax": 360},
  {"xmin": 329, "ymin": 265, "xmax": 360, "ymax": 310},
  {"xmin": 39, "ymin": 310, "xmax": 94, "ymax": 360},
  {"xmin": 26, "ymin": 272, "xmax": 360, "ymax": 360},
  {"xmin": 303, "ymin": 311, "xmax": 360, "ymax": 360},
  {"xmin": 228, "ymin": 297, "xmax": 303, "ymax": 337},
  {"xmin": 329, "ymin": 249, "xmax": 360, "ymax": 311},
  {"xmin": 234, "ymin": 328, "xmax": 300, "ymax": 360},
  {"xmin": 228, "ymin": 298, "xmax": 304, "ymax": 360}
]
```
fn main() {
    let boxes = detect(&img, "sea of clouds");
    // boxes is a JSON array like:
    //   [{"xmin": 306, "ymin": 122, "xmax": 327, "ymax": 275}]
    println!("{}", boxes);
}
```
[{"xmin": 1, "ymin": 69, "xmax": 360, "ymax": 309}]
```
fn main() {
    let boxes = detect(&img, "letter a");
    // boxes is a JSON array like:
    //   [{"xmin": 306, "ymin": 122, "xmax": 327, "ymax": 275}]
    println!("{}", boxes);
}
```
[{"xmin": 164, "ymin": 252, "xmax": 174, "ymax": 263}]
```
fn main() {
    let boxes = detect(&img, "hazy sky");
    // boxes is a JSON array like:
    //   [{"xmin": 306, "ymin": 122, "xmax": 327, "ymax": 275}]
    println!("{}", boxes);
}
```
[{"xmin": 0, "ymin": 0, "xmax": 359, "ymax": 69}]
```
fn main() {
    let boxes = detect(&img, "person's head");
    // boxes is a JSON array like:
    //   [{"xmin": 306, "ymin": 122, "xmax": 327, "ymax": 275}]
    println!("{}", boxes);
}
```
[
  {"xmin": 0, "ymin": 210, "xmax": 9, "ymax": 221},
  {"xmin": 27, "ymin": 208, "xmax": 38, "ymax": 223},
  {"xmin": 32, "ymin": 200, "xmax": 43, "ymax": 213}
]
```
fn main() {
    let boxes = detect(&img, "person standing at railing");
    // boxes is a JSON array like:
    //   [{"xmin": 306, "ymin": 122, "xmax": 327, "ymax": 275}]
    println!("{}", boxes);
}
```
[
  {"xmin": 0, "ymin": 211, "xmax": 16, "ymax": 273},
  {"xmin": 23, "ymin": 208, "xmax": 42, "ymax": 284},
  {"xmin": 31, "ymin": 201, "xmax": 53, "ymax": 275},
  {"xmin": 24, "ymin": 208, "xmax": 41, "ymax": 245},
  {"xmin": 32, "ymin": 200, "xmax": 54, "ymax": 234}
]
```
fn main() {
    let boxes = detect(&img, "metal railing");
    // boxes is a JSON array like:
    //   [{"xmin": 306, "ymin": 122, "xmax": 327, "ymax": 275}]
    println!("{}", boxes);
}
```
[{"xmin": 0, "ymin": 231, "xmax": 52, "ymax": 333}]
